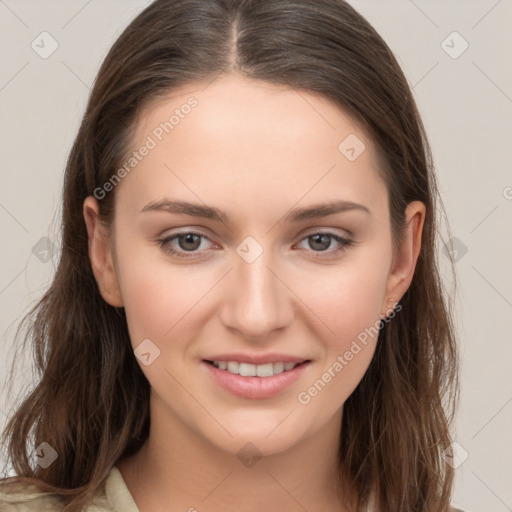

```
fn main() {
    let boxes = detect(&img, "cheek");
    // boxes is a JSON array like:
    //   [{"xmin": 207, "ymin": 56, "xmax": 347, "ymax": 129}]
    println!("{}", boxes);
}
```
[
  {"xmin": 115, "ymin": 243, "xmax": 218, "ymax": 347},
  {"xmin": 322, "ymin": 253, "xmax": 391, "ymax": 397},
  {"xmin": 296, "ymin": 263, "xmax": 388, "ymax": 415},
  {"xmin": 296, "ymin": 254, "xmax": 390, "ymax": 345},
  {"xmin": 113, "ymin": 239, "xmax": 179, "ymax": 344}
]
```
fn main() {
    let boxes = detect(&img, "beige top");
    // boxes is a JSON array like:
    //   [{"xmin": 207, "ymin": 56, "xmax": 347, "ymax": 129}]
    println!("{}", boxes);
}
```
[
  {"xmin": 0, "ymin": 466, "xmax": 138, "ymax": 512},
  {"xmin": 0, "ymin": 466, "xmax": 467, "ymax": 512}
]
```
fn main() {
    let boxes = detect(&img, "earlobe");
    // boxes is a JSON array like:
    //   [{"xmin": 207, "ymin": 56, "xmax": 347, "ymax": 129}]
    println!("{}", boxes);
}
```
[
  {"xmin": 83, "ymin": 196, "xmax": 124, "ymax": 307},
  {"xmin": 381, "ymin": 201, "xmax": 426, "ymax": 316}
]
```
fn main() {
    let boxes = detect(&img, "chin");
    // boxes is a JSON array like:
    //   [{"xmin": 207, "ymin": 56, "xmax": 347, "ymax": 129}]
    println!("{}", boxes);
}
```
[{"xmin": 198, "ymin": 418, "xmax": 308, "ymax": 460}]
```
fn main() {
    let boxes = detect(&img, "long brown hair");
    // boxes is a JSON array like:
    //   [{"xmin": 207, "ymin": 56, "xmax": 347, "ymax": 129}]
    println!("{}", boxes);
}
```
[{"xmin": 0, "ymin": 1, "xmax": 459, "ymax": 511}]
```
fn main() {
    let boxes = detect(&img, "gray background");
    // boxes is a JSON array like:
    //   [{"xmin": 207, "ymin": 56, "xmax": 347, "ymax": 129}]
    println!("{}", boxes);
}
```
[{"xmin": 1, "ymin": 1, "xmax": 511, "ymax": 511}]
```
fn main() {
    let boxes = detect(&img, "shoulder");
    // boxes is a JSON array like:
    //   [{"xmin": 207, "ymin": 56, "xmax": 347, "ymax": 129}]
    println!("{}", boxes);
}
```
[
  {"xmin": 0, "ymin": 482, "xmax": 65, "ymax": 511},
  {"xmin": 0, "ymin": 466, "xmax": 137, "ymax": 512},
  {"xmin": 0, "ymin": 481, "xmax": 109, "ymax": 512}
]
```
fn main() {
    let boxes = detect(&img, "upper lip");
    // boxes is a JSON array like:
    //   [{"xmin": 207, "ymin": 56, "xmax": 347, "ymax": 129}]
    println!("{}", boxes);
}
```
[{"xmin": 203, "ymin": 353, "xmax": 310, "ymax": 365}]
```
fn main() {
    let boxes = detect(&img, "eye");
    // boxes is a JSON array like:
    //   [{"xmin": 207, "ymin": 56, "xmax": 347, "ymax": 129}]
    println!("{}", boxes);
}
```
[
  {"xmin": 158, "ymin": 231, "xmax": 215, "ymax": 259},
  {"xmin": 157, "ymin": 230, "xmax": 354, "ymax": 260},
  {"xmin": 295, "ymin": 231, "xmax": 354, "ymax": 257}
]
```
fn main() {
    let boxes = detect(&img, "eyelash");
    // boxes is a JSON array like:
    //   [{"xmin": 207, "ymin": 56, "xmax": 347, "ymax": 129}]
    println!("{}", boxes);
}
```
[{"xmin": 157, "ymin": 230, "xmax": 354, "ymax": 259}]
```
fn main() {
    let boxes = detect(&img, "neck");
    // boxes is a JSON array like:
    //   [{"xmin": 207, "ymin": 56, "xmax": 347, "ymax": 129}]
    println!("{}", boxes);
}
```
[{"xmin": 117, "ymin": 393, "xmax": 357, "ymax": 512}]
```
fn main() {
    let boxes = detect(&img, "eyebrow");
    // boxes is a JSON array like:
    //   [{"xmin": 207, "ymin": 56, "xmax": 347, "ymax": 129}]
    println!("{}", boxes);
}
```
[{"xmin": 140, "ymin": 198, "xmax": 371, "ymax": 224}]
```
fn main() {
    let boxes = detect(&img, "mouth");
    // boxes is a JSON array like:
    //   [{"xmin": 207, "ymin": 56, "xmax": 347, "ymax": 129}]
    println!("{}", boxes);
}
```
[
  {"xmin": 201, "ymin": 359, "xmax": 312, "ymax": 399},
  {"xmin": 203, "ymin": 359, "xmax": 310, "ymax": 377}
]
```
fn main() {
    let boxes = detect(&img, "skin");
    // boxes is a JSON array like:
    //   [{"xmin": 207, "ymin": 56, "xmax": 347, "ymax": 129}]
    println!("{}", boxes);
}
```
[{"xmin": 84, "ymin": 73, "xmax": 425, "ymax": 512}]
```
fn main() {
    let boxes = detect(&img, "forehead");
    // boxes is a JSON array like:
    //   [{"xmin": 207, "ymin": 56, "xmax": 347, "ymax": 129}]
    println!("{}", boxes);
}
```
[{"xmin": 117, "ymin": 73, "xmax": 387, "ymax": 219}]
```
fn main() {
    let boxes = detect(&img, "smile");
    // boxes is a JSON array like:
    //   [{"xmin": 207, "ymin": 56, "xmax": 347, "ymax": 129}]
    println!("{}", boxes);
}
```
[
  {"xmin": 207, "ymin": 360, "xmax": 301, "ymax": 377},
  {"xmin": 202, "ymin": 360, "xmax": 311, "ymax": 399}
]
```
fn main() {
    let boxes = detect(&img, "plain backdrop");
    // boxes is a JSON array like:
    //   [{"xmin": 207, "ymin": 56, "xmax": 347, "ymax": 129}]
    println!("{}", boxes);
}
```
[{"xmin": 1, "ymin": 1, "xmax": 511, "ymax": 511}]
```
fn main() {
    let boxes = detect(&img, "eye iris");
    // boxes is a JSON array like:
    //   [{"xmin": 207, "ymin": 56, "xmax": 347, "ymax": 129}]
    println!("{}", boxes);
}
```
[
  {"xmin": 179, "ymin": 233, "xmax": 201, "ymax": 251},
  {"xmin": 309, "ymin": 234, "xmax": 331, "ymax": 251}
]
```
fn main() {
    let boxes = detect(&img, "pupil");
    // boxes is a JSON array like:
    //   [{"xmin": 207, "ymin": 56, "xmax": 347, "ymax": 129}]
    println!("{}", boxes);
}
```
[
  {"xmin": 180, "ymin": 233, "xmax": 200, "ymax": 251},
  {"xmin": 310, "ymin": 234, "xmax": 330, "ymax": 251}
]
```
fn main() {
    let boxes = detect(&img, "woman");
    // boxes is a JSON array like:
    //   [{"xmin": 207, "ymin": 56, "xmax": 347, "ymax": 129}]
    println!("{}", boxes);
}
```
[{"xmin": 0, "ymin": 0, "xmax": 462, "ymax": 511}]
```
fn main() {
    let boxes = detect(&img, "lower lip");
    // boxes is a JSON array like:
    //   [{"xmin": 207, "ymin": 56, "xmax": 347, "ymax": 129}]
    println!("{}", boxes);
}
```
[{"xmin": 201, "ymin": 360, "xmax": 310, "ymax": 399}]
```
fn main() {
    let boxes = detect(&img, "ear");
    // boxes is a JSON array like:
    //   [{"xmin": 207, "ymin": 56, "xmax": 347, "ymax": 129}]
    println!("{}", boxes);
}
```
[
  {"xmin": 381, "ymin": 200, "xmax": 425, "ymax": 317},
  {"xmin": 83, "ymin": 196, "xmax": 124, "ymax": 307}
]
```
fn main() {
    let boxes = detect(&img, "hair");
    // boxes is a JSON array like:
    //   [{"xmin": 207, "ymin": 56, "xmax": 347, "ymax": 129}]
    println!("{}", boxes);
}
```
[{"xmin": 0, "ymin": 1, "xmax": 460, "ymax": 511}]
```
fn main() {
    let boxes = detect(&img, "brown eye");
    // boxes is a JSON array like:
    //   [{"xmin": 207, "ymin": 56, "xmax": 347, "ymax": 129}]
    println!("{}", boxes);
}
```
[
  {"xmin": 176, "ymin": 233, "xmax": 202, "ymax": 251},
  {"xmin": 158, "ymin": 231, "xmax": 214, "ymax": 258},
  {"xmin": 296, "ymin": 232, "xmax": 354, "ymax": 257},
  {"xmin": 308, "ymin": 234, "xmax": 333, "ymax": 251}
]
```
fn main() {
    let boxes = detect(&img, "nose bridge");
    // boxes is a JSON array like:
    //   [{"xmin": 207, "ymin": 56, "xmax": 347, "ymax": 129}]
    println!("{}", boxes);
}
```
[{"xmin": 220, "ymin": 238, "xmax": 292, "ymax": 339}]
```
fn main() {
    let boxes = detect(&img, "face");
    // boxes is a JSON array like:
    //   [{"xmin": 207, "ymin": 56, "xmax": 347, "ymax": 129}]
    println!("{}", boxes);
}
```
[{"xmin": 84, "ymin": 73, "xmax": 424, "ymax": 458}]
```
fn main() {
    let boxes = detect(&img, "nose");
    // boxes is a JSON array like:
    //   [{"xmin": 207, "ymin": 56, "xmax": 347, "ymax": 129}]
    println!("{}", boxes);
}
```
[{"xmin": 218, "ymin": 246, "xmax": 294, "ymax": 341}]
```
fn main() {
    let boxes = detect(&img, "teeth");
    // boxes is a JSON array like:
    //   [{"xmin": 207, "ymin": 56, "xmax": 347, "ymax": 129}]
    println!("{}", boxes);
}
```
[
  {"xmin": 211, "ymin": 360, "xmax": 301, "ymax": 377},
  {"xmin": 227, "ymin": 361, "xmax": 239, "ymax": 374},
  {"xmin": 272, "ymin": 362, "xmax": 284, "ymax": 375}
]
